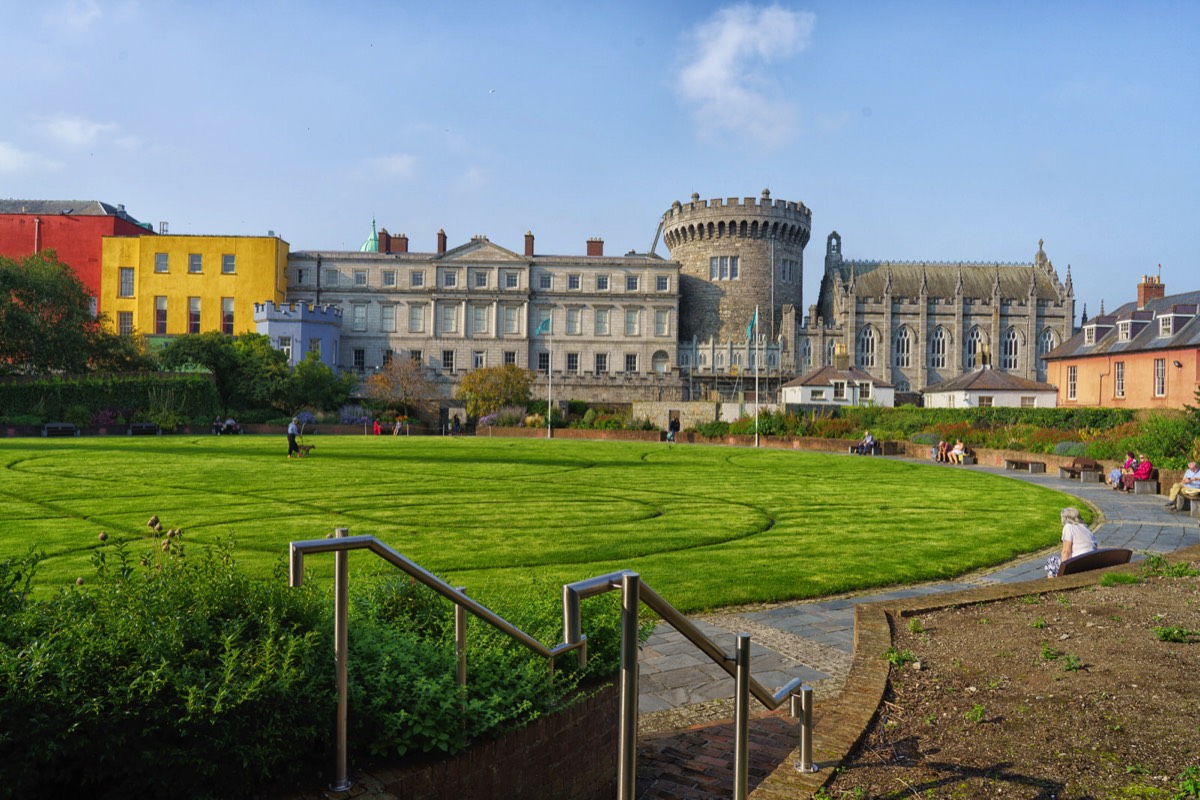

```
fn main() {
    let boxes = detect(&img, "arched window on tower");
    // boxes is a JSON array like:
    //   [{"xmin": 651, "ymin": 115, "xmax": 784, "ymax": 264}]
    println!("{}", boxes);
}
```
[
  {"xmin": 966, "ymin": 327, "xmax": 986, "ymax": 369},
  {"xmin": 930, "ymin": 326, "xmax": 948, "ymax": 369},
  {"xmin": 857, "ymin": 326, "xmax": 877, "ymax": 369},
  {"xmin": 825, "ymin": 339, "xmax": 836, "ymax": 366},
  {"xmin": 801, "ymin": 339, "xmax": 812, "ymax": 373},
  {"xmin": 1001, "ymin": 327, "xmax": 1020, "ymax": 371},
  {"xmin": 893, "ymin": 326, "xmax": 912, "ymax": 368},
  {"xmin": 1037, "ymin": 328, "xmax": 1058, "ymax": 380}
]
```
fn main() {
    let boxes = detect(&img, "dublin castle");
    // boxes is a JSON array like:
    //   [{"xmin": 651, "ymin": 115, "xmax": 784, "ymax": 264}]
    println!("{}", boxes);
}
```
[{"xmin": 1, "ymin": 192, "xmax": 1078, "ymax": 406}]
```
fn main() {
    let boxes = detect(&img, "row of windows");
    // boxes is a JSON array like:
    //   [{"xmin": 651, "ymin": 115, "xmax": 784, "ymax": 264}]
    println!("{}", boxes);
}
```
[
  {"xmin": 347, "ymin": 347, "xmax": 656, "ymax": 376},
  {"xmin": 346, "ymin": 303, "xmax": 671, "ymax": 338},
  {"xmin": 847, "ymin": 326, "xmax": 1059, "ymax": 370},
  {"xmin": 1084, "ymin": 314, "xmax": 1189, "ymax": 345},
  {"xmin": 151, "ymin": 253, "xmax": 237, "ymax": 275},
  {"xmin": 302, "ymin": 267, "xmax": 670, "ymax": 293},
  {"xmin": 1067, "ymin": 359, "xmax": 1170, "ymax": 401},
  {"xmin": 125, "ymin": 297, "xmax": 235, "ymax": 336},
  {"xmin": 275, "ymin": 336, "xmax": 335, "ymax": 365}
]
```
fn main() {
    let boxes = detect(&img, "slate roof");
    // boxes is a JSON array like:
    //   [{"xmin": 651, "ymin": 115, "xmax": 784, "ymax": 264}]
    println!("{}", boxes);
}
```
[
  {"xmin": 781, "ymin": 364, "xmax": 894, "ymax": 389},
  {"xmin": 920, "ymin": 367, "xmax": 1057, "ymax": 394},
  {"xmin": 1045, "ymin": 289, "xmax": 1200, "ymax": 360},
  {"xmin": 0, "ymin": 199, "xmax": 146, "ymax": 227},
  {"xmin": 826, "ymin": 242, "xmax": 1067, "ymax": 302}
]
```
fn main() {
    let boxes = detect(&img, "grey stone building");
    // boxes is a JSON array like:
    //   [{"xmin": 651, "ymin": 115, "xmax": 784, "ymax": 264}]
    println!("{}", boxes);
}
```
[
  {"xmin": 282, "ymin": 231, "xmax": 681, "ymax": 403},
  {"xmin": 267, "ymin": 191, "xmax": 1077, "ymax": 408}
]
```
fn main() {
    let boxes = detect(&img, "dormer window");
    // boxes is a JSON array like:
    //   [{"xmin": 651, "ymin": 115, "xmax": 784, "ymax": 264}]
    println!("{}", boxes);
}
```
[
  {"xmin": 1117, "ymin": 321, "xmax": 1131, "ymax": 342},
  {"xmin": 1160, "ymin": 316, "xmax": 1174, "ymax": 336},
  {"xmin": 1084, "ymin": 327, "xmax": 1096, "ymax": 345}
]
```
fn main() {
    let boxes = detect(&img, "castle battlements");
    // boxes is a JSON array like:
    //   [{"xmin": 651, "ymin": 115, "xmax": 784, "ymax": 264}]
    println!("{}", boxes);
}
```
[
  {"xmin": 662, "ymin": 189, "xmax": 812, "ymax": 224},
  {"xmin": 253, "ymin": 301, "xmax": 343, "ymax": 323}
]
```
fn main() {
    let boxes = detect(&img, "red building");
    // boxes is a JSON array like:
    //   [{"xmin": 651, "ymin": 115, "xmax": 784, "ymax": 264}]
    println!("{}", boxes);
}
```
[{"xmin": 0, "ymin": 200, "xmax": 153, "ymax": 314}]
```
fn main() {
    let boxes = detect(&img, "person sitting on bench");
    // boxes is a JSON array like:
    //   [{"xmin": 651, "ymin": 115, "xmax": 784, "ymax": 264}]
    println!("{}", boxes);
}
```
[
  {"xmin": 1165, "ymin": 461, "xmax": 1200, "ymax": 511},
  {"xmin": 949, "ymin": 439, "xmax": 966, "ymax": 464},
  {"xmin": 1045, "ymin": 507, "xmax": 1096, "ymax": 578},
  {"xmin": 1108, "ymin": 451, "xmax": 1136, "ymax": 488},
  {"xmin": 1120, "ymin": 454, "xmax": 1153, "ymax": 493},
  {"xmin": 855, "ymin": 430, "xmax": 875, "ymax": 455}
]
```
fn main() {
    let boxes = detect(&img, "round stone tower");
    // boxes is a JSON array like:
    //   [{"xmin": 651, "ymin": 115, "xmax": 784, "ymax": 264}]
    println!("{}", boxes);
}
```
[{"xmin": 662, "ymin": 189, "xmax": 812, "ymax": 344}]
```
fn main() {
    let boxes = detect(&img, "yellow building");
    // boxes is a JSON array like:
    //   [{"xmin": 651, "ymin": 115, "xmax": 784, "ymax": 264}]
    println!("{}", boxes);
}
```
[{"xmin": 101, "ymin": 235, "xmax": 288, "ymax": 338}]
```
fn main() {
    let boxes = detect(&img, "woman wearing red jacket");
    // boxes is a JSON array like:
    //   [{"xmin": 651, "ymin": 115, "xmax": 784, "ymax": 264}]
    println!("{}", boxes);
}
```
[{"xmin": 1120, "ymin": 454, "xmax": 1154, "ymax": 493}]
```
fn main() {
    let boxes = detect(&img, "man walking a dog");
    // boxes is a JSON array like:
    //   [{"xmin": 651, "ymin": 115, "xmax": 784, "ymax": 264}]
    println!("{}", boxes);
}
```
[{"xmin": 287, "ymin": 417, "xmax": 301, "ymax": 459}]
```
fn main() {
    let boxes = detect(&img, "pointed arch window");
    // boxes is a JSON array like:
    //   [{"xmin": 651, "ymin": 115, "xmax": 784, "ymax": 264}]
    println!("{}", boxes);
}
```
[
  {"xmin": 825, "ymin": 339, "xmax": 836, "ymax": 366},
  {"xmin": 966, "ymin": 327, "xmax": 985, "ymax": 369},
  {"xmin": 893, "ymin": 326, "xmax": 912, "ymax": 368},
  {"xmin": 930, "ymin": 326, "xmax": 948, "ymax": 369},
  {"xmin": 857, "ymin": 326, "xmax": 877, "ymax": 369},
  {"xmin": 1037, "ymin": 328, "xmax": 1058, "ymax": 380},
  {"xmin": 801, "ymin": 339, "xmax": 812, "ymax": 373},
  {"xmin": 1001, "ymin": 327, "xmax": 1019, "ymax": 371}
]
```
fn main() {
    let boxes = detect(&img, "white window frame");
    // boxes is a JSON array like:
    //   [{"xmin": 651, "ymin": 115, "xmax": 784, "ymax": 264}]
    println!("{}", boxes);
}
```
[
  {"xmin": 1067, "ymin": 365, "xmax": 1077, "ymax": 400},
  {"xmin": 624, "ymin": 309, "xmax": 640, "ymax": 336},
  {"xmin": 1154, "ymin": 358, "xmax": 1166, "ymax": 396},
  {"xmin": 118, "ymin": 267, "xmax": 134, "ymax": 297},
  {"xmin": 154, "ymin": 253, "xmax": 168, "ymax": 273},
  {"xmin": 221, "ymin": 254, "xmax": 236, "ymax": 274},
  {"xmin": 411, "ymin": 270, "xmax": 425, "ymax": 288},
  {"xmin": 1114, "ymin": 361, "xmax": 1125, "ymax": 398},
  {"xmin": 188, "ymin": 253, "xmax": 202, "ymax": 273},
  {"xmin": 351, "ymin": 304, "xmax": 367, "ymax": 332},
  {"xmin": 409, "ymin": 305, "xmax": 426, "ymax": 333}
]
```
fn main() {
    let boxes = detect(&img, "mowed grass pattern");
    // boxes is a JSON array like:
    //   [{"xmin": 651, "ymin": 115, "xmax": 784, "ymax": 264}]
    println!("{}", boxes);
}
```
[{"xmin": 0, "ymin": 436, "xmax": 1076, "ymax": 612}]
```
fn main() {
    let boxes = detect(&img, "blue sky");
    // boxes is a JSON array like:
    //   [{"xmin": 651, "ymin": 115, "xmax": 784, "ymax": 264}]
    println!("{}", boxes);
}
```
[{"xmin": 3, "ymin": 1, "xmax": 1197, "ymax": 322}]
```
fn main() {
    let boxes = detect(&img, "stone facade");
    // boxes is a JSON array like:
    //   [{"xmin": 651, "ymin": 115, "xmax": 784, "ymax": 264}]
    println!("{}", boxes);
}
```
[{"xmin": 284, "ymin": 234, "xmax": 681, "ymax": 403}]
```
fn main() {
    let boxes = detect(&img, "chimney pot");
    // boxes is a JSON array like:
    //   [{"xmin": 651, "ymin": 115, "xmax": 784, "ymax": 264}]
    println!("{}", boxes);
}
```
[
  {"xmin": 437, "ymin": 229, "xmax": 447, "ymax": 254},
  {"xmin": 586, "ymin": 237, "xmax": 604, "ymax": 257},
  {"xmin": 397, "ymin": 234, "xmax": 409, "ymax": 253},
  {"xmin": 1137, "ymin": 274, "xmax": 1165, "ymax": 308},
  {"xmin": 525, "ymin": 230, "xmax": 535, "ymax": 257}
]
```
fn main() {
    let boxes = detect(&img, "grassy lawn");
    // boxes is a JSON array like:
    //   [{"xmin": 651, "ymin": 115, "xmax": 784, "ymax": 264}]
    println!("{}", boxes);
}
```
[{"xmin": 0, "ymin": 435, "xmax": 1082, "ymax": 613}]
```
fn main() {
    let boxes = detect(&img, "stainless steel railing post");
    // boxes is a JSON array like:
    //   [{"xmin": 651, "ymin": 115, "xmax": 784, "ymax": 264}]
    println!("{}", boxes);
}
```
[
  {"xmin": 733, "ymin": 633, "xmax": 751, "ymax": 800},
  {"xmin": 454, "ymin": 587, "xmax": 468, "ymax": 687},
  {"xmin": 793, "ymin": 684, "xmax": 818, "ymax": 773},
  {"xmin": 331, "ymin": 527, "xmax": 352, "ymax": 793},
  {"xmin": 617, "ymin": 572, "xmax": 640, "ymax": 800}
]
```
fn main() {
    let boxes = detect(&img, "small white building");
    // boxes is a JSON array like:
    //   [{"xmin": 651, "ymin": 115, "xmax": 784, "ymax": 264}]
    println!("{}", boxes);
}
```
[
  {"xmin": 780, "ymin": 364, "xmax": 896, "ymax": 408},
  {"xmin": 921, "ymin": 367, "xmax": 1058, "ymax": 408}
]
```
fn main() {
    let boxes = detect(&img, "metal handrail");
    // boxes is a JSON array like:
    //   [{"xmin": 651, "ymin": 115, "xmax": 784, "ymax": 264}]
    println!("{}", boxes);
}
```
[{"xmin": 290, "ymin": 530, "xmax": 812, "ymax": 798}]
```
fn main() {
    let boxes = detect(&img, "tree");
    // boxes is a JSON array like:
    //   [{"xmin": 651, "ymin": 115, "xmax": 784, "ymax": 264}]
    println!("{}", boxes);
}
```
[
  {"xmin": 231, "ymin": 333, "xmax": 290, "ymax": 411},
  {"xmin": 0, "ymin": 251, "xmax": 105, "ymax": 375},
  {"xmin": 455, "ymin": 364, "xmax": 533, "ymax": 419},
  {"xmin": 158, "ymin": 332, "xmax": 244, "ymax": 415},
  {"xmin": 284, "ymin": 352, "xmax": 356, "ymax": 413},
  {"xmin": 363, "ymin": 356, "xmax": 440, "ymax": 419},
  {"xmin": 158, "ymin": 332, "xmax": 290, "ymax": 415}
]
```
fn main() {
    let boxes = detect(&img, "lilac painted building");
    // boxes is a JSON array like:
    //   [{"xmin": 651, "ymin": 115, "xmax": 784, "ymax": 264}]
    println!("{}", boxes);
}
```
[{"xmin": 253, "ymin": 301, "xmax": 343, "ymax": 368}]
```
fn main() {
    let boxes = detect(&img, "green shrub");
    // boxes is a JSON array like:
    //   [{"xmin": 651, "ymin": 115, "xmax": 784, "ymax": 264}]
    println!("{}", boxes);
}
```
[
  {"xmin": 693, "ymin": 420, "xmax": 730, "ymax": 438},
  {"xmin": 0, "ymin": 535, "xmax": 330, "ymax": 798},
  {"xmin": 63, "ymin": 404, "xmax": 91, "ymax": 428},
  {"xmin": 1053, "ymin": 441, "xmax": 1087, "ymax": 456}
]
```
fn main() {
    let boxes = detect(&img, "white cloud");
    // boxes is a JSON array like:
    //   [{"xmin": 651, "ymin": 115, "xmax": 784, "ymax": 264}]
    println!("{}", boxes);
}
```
[
  {"xmin": 44, "ymin": 0, "xmax": 102, "ymax": 32},
  {"xmin": 365, "ymin": 154, "xmax": 418, "ymax": 177},
  {"xmin": 676, "ymin": 3, "xmax": 815, "ymax": 147},
  {"xmin": 36, "ymin": 113, "xmax": 119, "ymax": 147},
  {"xmin": 0, "ymin": 142, "xmax": 64, "ymax": 174}
]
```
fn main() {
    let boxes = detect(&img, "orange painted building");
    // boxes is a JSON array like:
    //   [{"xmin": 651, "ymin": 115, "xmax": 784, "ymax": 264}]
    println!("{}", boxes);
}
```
[{"xmin": 1043, "ymin": 276, "xmax": 1200, "ymax": 409}]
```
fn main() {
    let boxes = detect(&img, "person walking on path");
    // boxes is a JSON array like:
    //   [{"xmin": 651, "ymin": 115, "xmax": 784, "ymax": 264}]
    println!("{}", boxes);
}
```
[
  {"xmin": 287, "ymin": 417, "xmax": 301, "ymax": 459},
  {"xmin": 1165, "ymin": 461, "xmax": 1200, "ymax": 510}
]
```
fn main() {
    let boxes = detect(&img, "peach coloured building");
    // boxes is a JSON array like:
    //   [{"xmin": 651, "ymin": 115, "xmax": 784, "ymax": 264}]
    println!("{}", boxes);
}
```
[{"xmin": 1043, "ymin": 276, "xmax": 1199, "ymax": 409}]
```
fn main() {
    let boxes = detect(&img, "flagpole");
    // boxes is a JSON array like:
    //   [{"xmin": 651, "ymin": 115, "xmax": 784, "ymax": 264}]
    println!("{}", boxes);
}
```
[
  {"xmin": 754, "ymin": 304, "xmax": 760, "ymax": 448},
  {"xmin": 547, "ymin": 328, "xmax": 553, "ymax": 439}
]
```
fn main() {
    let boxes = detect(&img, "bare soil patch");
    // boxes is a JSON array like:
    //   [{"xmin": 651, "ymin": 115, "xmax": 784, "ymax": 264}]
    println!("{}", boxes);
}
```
[{"xmin": 823, "ymin": 561, "xmax": 1200, "ymax": 799}]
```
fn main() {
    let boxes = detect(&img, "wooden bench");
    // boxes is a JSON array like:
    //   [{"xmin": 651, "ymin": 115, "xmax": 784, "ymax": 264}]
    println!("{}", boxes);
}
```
[
  {"xmin": 1057, "ymin": 547, "xmax": 1133, "ymax": 577},
  {"xmin": 127, "ymin": 422, "xmax": 162, "ymax": 436},
  {"xmin": 1058, "ymin": 456, "xmax": 1103, "ymax": 482},
  {"xmin": 847, "ymin": 441, "xmax": 895, "ymax": 456},
  {"xmin": 42, "ymin": 422, "xmax": 78, "ymax": 437},
  {"xmin": 1005, "ymin": 458, "xmax": 1046, "ymax": 474}
]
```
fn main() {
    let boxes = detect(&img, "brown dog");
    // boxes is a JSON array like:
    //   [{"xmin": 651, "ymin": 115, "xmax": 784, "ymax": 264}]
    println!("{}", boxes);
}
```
[{"xmin": 297, "ymin": 443, "xmax": 316, "ymax": 456}]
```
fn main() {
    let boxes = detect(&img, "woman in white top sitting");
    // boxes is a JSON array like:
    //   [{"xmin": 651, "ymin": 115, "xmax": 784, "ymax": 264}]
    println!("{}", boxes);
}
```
[{"xmin": 1045, "ymin": 507, "xmax": 1097, "ymax": 578}]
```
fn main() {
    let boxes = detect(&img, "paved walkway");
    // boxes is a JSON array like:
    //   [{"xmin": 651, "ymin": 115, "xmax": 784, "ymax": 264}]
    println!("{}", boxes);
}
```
[{"xmin": 634, "ymin": 460, "xmax": 1200, "ymax": 797}]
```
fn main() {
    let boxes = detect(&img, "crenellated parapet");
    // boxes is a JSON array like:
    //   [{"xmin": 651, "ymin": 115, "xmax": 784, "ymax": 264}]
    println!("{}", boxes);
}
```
[
  {"xmin": 661, "ymin": 189, "xmax": 812, "ymax": 250},
  {"xmin": 253, "ymin": 301, "xmax": 344, "ymax": 324}
]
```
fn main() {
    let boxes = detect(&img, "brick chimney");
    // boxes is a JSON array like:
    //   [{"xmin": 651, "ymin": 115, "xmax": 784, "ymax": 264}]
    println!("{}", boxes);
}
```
[
  {"xmin": 586, "ymin": 237, "xmax": 604, "ymax": 256},
  {"xmin": 396, "ymin": 233, "xmax": 409, "ymax": 254},
  {"xmin": 1137, "ymin": 273, "xmax": 1165, "ymax": 308},
  {"xmin": 437, "ymin": 229, "xmax": 447, "ymax": 254},
  {"xmin": 378, "ymin": 228, "xmax": 391, "ymax": 253},
  {"xmin": 525, "ymin": 231, "xmax": 535, "ymax": 257}
]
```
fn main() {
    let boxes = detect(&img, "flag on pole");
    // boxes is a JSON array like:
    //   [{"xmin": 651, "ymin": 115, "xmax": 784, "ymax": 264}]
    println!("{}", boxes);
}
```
[
  {"xmin": 534, "ymin": 317, "xmax": 551, "ymax": 336},
  {"xmin": 746, "ymin": 308, "xmax": 757, "ymax": 339}
]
